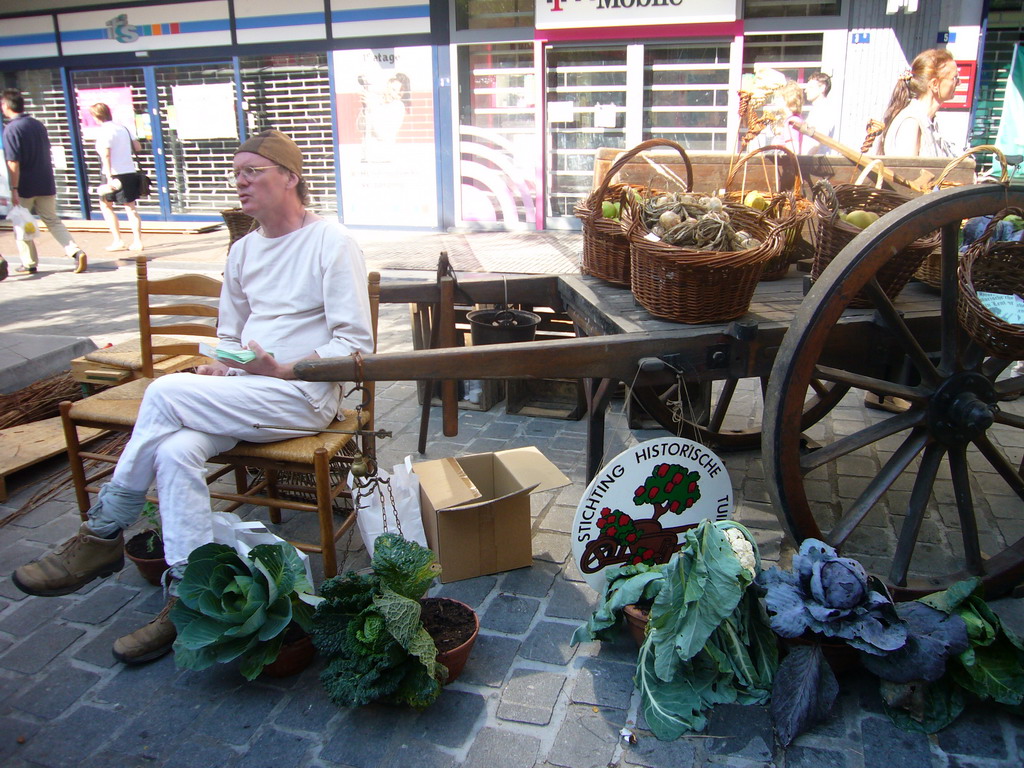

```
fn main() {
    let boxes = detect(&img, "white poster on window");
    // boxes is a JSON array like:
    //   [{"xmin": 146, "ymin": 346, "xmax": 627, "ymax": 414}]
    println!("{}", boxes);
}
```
[
  {"xmin": 333, "ymin": 47, "xmax": 437, "ymax": 227},
  {"xmin": 171, "ymin": 83, "xmax": 238, "ymax": 140}
]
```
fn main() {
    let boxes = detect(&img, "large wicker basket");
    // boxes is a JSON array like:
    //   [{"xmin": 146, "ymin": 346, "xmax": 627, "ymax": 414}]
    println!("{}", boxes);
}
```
[
  {"xmin": 810, "ymin": 181, "xmax": 939, "ymax": 308},
  {"xmin": 723, "ymin": 144, "xmax": 813, "ymax": 280},
  {"xmin": 221, "ymin": 207, "xmax": 257, "ymax": 246},
  {"xmin": 956, "ymin": 208, "xmax": 1024, "ymax": 359},
  {"xmin": 575, "ymin": 139, "xmax": 692, "ymax": 287},
  {"xmin": 623, "ymin": 202, "xmax": 785, "ymax": 324},
  {"xmin": 915, "ymin": 145, "xmax": 1008, "ymax": 289}
]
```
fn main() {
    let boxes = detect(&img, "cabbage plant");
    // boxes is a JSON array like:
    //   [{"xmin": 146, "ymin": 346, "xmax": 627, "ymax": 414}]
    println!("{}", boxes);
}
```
[{"xmin": 170, "ymin": 542, "xmax": 322, "ymax": 680}]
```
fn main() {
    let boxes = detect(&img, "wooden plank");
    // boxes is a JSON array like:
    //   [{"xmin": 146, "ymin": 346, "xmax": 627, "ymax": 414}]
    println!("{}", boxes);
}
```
[{"xmin": 0, "ymin": 417, "xmax": 104, "ymax": 502}]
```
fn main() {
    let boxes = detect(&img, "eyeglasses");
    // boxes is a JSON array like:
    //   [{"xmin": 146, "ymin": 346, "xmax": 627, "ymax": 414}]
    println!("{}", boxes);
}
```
[{"xmin": 230, "ymin": 165, "xmax": 278, "ymax": 181}]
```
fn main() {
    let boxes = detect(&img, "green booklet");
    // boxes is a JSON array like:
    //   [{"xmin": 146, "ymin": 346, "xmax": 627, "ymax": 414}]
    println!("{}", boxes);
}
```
[{"xmin": 199, "ymin": 342, "xmax": 269, "ymax": 364}]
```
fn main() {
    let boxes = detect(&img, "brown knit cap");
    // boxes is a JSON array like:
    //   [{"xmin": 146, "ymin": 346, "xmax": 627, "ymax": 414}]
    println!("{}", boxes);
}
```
[{"xmin": 235, "ymin": 129, "xmax": 303, "ymax": 178}]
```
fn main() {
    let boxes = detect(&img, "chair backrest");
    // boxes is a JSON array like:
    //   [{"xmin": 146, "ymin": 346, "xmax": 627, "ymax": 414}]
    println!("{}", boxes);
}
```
[{"xmin": 136, "ymin": 256, "xmax": 222, "ymax": 378}]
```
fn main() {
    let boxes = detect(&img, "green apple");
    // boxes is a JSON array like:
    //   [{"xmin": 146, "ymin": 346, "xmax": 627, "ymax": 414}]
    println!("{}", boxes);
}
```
[
  {"xmin": 844, "ymin": 209, "xmax": 879, "ymax": 229},
  {"xmin": 744, "ymin": 190, "xmax": 769, "ymax": 211},
  {"xmin": 601, "ymin": 200, "xmax": 621, "ymax": 219}
]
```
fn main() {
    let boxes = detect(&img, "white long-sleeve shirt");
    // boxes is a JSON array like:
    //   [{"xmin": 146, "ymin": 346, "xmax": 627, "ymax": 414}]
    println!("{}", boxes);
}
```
[{"xmin": 217, "ymin": 218, "xmax": 374, "ymax": 412}]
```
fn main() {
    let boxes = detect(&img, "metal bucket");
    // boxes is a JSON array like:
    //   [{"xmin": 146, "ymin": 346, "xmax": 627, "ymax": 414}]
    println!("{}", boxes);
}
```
[{"xmin": 467, "ymin": 308, "xmax": 541, "ymax": 345}]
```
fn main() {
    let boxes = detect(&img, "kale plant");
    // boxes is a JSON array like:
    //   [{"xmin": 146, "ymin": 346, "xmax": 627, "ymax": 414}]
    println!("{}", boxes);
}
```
[{"xmin": 311, "ymin": 533, "xmax": 448, "ymax": 709}]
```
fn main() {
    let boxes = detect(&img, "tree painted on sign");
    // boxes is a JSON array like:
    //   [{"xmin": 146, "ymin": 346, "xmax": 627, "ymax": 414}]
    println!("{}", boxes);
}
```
[{"xmin": 584, "ymin": 463, "xmax": 702, "ymax": 570}]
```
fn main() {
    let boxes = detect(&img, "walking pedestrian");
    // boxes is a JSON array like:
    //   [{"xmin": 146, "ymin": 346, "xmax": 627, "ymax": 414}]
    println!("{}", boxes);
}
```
[
  {"xmin": 1, "ymin": 88, "xmax": 88, "ymax": 274},
  {"xmin": 89, "ymin": 102, "xmax": 144, "ymax": 252}
]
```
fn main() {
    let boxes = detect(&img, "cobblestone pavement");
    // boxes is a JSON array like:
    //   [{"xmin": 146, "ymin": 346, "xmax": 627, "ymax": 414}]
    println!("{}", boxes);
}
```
[{"xmin": 1, "ymin": 224, "xmax": 1023, "ymax": 767}]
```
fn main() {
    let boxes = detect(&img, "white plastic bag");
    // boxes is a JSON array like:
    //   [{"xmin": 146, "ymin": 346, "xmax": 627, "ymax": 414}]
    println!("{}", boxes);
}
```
[
  {"xmin": 210, "ymin": 510, "xmax": 313, "ymax": 585},
  {"xmin": 7, "ymin": 204, "xmax": 38, "ymax": 241},
  {"xmin": 351, "ymin": 455, "xmax": 427, "ymax": 554}
]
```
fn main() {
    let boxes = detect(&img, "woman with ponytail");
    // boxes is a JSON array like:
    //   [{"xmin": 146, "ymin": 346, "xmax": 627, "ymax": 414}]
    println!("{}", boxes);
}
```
[{"xmin": 876, "ymin": 48, "xmax": 959, "ymax": 157}]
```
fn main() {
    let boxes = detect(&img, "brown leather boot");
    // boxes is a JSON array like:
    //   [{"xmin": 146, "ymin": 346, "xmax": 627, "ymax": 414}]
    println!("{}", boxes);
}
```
[
  {"xmin": 12, "ymin": 524, "xmax": 124, "ymax": 596},
  {"xmin": 113, "ymin": 597, "xmax": 177, "ymax": 665}
]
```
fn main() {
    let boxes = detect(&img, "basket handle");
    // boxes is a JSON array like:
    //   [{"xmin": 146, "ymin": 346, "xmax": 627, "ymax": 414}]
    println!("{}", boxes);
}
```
[
  {"xmin": 589, "ymin": 138, "xmax": 693, "ymax": 222},
  {"xmin": 811, "ymin": 179, "xmax": 840, "ymax": 222},
  {"xmin": 854, "ymin": 158, "xmax": 887, "ymax": 189},
  {"xmin": 725, "ymin": 144, "xmax": 803, "ymax": 198},
  {"xmin": 931, "ymin": 144, "xmax": 1009, "ymax": 190},
  {"xmin": 974, "ymin": 206, "xmax": 1024, "ymax": 252}
]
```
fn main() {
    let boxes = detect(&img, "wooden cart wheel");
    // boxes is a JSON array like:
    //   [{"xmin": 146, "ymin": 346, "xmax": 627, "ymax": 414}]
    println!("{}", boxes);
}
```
[
  {"xmin": 630, "ymin": 375, "xmax": 848, "ymax": 451},
  {"xmin": 765, "ymin": 183, "xmax": 1024, "ymax": 598}
]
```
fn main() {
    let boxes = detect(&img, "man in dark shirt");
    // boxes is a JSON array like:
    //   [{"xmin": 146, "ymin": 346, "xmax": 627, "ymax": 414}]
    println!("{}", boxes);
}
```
[{"xmin": 2, "ymin": 88, "xmax": 88, "ymax": 274}]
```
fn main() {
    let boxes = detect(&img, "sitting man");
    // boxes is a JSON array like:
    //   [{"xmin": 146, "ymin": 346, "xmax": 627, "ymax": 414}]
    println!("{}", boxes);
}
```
[{"xmin": 12, "ymin": 129, "xmax": 375, "ymax": 665}]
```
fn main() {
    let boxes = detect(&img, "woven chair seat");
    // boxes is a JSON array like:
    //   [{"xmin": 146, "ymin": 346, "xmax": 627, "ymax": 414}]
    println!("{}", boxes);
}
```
[
  {"xmin": 84, "ymin": 337, "xmax": 183, "ymax": 370},
  {"xmin": 68, "ymin": 378, "xmax": 151, "ymax": 427},
  {"xmin": 221, "ymin": 409, "xmax": 369, "ymax": 463}
]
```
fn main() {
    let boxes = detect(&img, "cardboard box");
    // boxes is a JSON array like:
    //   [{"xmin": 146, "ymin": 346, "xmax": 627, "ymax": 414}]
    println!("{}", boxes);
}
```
[{"xmin": 413, "ymin": 447, "xmax": 571, "ymax": 582}]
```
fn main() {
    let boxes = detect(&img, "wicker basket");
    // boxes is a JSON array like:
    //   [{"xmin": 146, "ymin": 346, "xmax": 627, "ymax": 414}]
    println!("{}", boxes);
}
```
[
  {"xmin": 221, "ymin": 208, "xmax": 257, "ymax": 245},
  {"xmin": 575, "ymin": 139, "xmax": 693, "ymax": 287},
  {"xmin": 810, "ymin": 181, "xmax": 939, "ymax": 308},
  {"xmin": 915, "ymin": 146, "xmax": 1009, "ymax": 290},
  {"xmin": 956, "ymin": 208, "xmax": 1024, "ymax": 359},
  {"xmin": 723, "ymin": 144, "xmax": 814, "ymax": 280},
  {"xmin": 623, "ymin": 202, "xmax": 785, "ymax": 324}
]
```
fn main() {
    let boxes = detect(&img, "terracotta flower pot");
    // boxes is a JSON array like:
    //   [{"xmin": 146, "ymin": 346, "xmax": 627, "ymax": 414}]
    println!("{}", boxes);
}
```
[
  {"xmin": 421, "ymin": 597, "xmax": 479, "ymax": 684},
  {"xmin": 623, "ymin": 603, "xmax": 650, "ymax": 647},
  {"xmin": 262, "ymin": 628, "xmax": 316, "ymax": 678},
  {"xmin": 125, "ymin": 530, "xmax": 169, "ymax": 586}
]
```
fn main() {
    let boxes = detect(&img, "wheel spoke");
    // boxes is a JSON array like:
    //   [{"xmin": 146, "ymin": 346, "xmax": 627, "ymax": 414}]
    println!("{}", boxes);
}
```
[
  {"xmin": 862, "ymin": 277, "xmax": 941, "ymax": 387},
  {"xmin": 948, "ymin": 445, "xmax": 983, "ymax": 575},
  {"xmin": 982, "ymin": 357, "xmax": 1013, "ymax": 379},
  {"xmin": 802, "ymin": 409, "xmax": 923, "ymax": 472},
  {"xmin": 828, "ymin": 429, "xmax": 929, "ymax": 547},
  {"xmin": 890, "ymin": 442, "xmax": 946, "ymax": 586},
  {"xmin": 938, "ymin": 221, "xmax": 962, "ymax": 372},
  {"xmin": 708, "ymin": 378, "xmax": 738, "ymax": 433},
  {"xmin": 973, "ymin": 433, "xmax": 1024, "ymax": 501},
  {"xmin": 993, "ymin": 408, "xmax": 1024, "ymax": 429},
  {"xmin": 815, "ymin": 364, "xmax": 921, "ymax": 402}
]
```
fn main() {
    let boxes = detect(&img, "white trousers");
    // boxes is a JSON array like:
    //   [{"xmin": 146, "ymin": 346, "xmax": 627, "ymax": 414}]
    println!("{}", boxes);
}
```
[
  {"xmin": 15, "ymin": 195, "xmax": 82, "ymax": 268},
  {"xmin": 107, "ymin": 372, "xmax": 334, "ymax": 566}
]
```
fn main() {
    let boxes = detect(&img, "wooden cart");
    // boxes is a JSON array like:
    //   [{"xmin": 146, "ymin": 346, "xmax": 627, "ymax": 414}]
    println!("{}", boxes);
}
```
[{"xmin": 299, "ymin": 183, "xmax": 1024, "ymax": 599}]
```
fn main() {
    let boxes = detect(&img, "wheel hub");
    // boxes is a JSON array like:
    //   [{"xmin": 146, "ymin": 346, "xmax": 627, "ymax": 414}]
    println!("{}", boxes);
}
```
[{"xmin": 928, "ymin": 371, "xmax": 997, "ymax": 445}]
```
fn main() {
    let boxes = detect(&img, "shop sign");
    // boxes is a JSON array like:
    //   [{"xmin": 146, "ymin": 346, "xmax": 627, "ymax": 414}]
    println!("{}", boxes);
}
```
[
  {"xmin": 0, "ymin": 15, "xmax": 59, "ymax": 62},
  {"xmin": 235, "ymin": 0, "xmax": 329, "ymax": 45},
  {"xmin": 57, "ymin": 1, "xmax": 231, "ymax": 56},
  {"xmin": 536, "ymin": 0, "xmax": 737, "ymax": 30},
  {"xmin": 571, "ymin": 436, "xmax": 734, "ymax": 591},
  {"xmin": 330, "ymin": 0, "xmax": 430, "ymax": 39}
]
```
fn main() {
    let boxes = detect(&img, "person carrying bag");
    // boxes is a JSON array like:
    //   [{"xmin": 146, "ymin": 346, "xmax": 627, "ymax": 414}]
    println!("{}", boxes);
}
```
[{"xmin": 89, "ymin": 102, "xmax": 145, "ymax": 252}]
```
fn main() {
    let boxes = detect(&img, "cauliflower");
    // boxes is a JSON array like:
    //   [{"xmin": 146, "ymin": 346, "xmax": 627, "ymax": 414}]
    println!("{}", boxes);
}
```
[{"xmin": 724, "ymin": 526, "xmax": 756, "ymax": 576}]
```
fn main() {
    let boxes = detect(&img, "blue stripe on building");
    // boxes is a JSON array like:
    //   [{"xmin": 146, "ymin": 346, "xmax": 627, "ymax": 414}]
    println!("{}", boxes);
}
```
[
  {"xmin": 235, "ymin": 13, "xmax": 325, "ymax": 31},
  {"xmin": 0, "ymin": 32, "xmax": 58, "ymax": 47},
  {"xmin": 330, "ymin": 5, "xmax": 430, "ymax": 24}
]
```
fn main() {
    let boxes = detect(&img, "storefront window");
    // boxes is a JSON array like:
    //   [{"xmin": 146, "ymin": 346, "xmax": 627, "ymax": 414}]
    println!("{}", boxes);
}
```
[
  {"xmin": 643, "ymin": 44, "xmax": 732, "ymax": 151},
  {"xmin": 744, "ymin": 0, "xmax": 840, "ymax": 18},
  {"xmin": 742, "ymin": 33, "xmax": 825, "ymax": 83},
  {"xmin": 456, "ymin": 42, "xmax": 539, "ymax": 227},
  {"xmin": 454, "ymin": 0, "xmax": 533, "ymax": 31}
]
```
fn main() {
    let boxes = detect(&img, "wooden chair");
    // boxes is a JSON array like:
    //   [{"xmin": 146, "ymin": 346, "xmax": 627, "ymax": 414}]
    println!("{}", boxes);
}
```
[{"xmin": 60, "ymin": 256, "xmax": 379, "ymax": 578}]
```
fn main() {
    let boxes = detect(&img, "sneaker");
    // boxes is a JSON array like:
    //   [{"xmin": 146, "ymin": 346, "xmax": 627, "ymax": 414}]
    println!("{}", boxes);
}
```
[
  {"xmin": 129, "ymin": 241, "xmax": 144, "ymax": 252},
  {"xmin": 0, "ymin": 258, "xmax": 7, "ymax": 281},
  {"xmin": 12, "ymin": 524, "xmax": 124, "ymax": 596},
  {"xmin": 14, "ymin": 265, "xmax": 37, "ymax": 275},
  {"xmin": 73, "ymin": 250, "xmax": 88, "ymax": 273},
  {"xmin": 104, "ymin": 241, "xmax": 127, "ymax": 252},
  {"xmin": 113, "ymin": 597, "xmax": 177, "ymax": 665}
]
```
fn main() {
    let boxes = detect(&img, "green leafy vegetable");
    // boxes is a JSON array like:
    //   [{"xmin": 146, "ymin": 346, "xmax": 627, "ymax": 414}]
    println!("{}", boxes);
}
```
[{"xmin": 170, "ymin": 541, "xmax": 321, "ymax": 681}]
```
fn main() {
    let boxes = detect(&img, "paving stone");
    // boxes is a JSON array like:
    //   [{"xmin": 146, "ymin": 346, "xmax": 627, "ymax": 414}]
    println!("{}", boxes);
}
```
[
  {"xmin": 19, "ymin": 704, "xmax": 123, "ymax": 767},
  {"xmin": 500, "ymin": 561, "xmax": 560, "ymax": 597},
  {"xmin": 79, "ymin": 749, "xmax": 165, "ymax": 768},
  {"xmin": 270, "ymin": 669, "xmax": 338, "ymax": 732},
  {"xmin": 623, "ymin": 731, "xmax": 698, "ymax": 768},
  {"xmin": 160, "ymin": 736, "xmax": 238, "ymax": 768},
  {"xmin": 462, "ymin": 725, "xmax": 541, "ymax": 768},
  {"xmin": 11, "ymin": 662, "xmax": 101, "ymax": 720},
  {"xmin": 0, "ymin": 595, "xmax": 66, "ymax": 637},
  {"xmin": 570, "ymin": 657, "xmax": 635, "ymax": 710},
  {"xmin": 72, "ymin": 614, "xmax": 147, "ymax": 668},
  {"xmin": 519, "ymin": 621, "xmax": 578, "ymax": 665},
  {"xmin": 785, "ymin": 744, "xmax": 854, "ymax": 768},
  {"xmin": 532, "ymin": 531, "xmax": 571, "ymax": 564},
  {"xmin": 94, "ymin": 652, "xmax": 182, "ymax": 706},
  {"xmin": 546, "ymin": 704, "xmax": 625, "ymax": 768},
  {"xmin": 61, "ymin": 584, "xmax": 136, "ymax": 624},
  {"xmin": 229, "ymin": 727, "xmax": 314, "ymax": 768},
  {"xmin": 496, "ymin": 667, "xmax": 566, "ymax": 725},
  {"xmin": 481, "ymin": 594, "xmax": 539, "ymax": 634},
  {"xmin": 193, "ymin": 684, "xmax": 285, "ymax": 746},
  {"xmin": 861, "ymin": 715, "xmax": 933, "ymax": 768},
  {"xmin": 320, "ymin": 704, "xmax": 415, "ymax": 767},
  {"xmin": 110, "ymin": 688, "xmax": 213, "ymax": 761},
  {"xmin": 459, "ymin": 633, "xmax": 520, "ymax": 687},
  {"xmin": 704, "ymin": 704, "xmax": 774, "ymax": 762},
  {"xmin": 935, "ymin": 705, "xmax": 1010, "ymax": 760},
  {"xmin": 411, "ymin": 688, "xmax": 487, "ymax": 748},
  {"xmin": 0, "ymin": 623, "xmax": 84, "ymax": 674},
  {"xmin": 0, "ymin": 713, "xmax": 40, "ymax": 764},
  {"xmin": 545, "ymin": 578, "xmax": 597, "ymax": 621},
  {"xmin": 381, "ymin": 736, "xmax": 456, "ymax": 768},
  {"xmin": 434, "ymin": 575, "xmax": 498, "ymax": 609}
]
